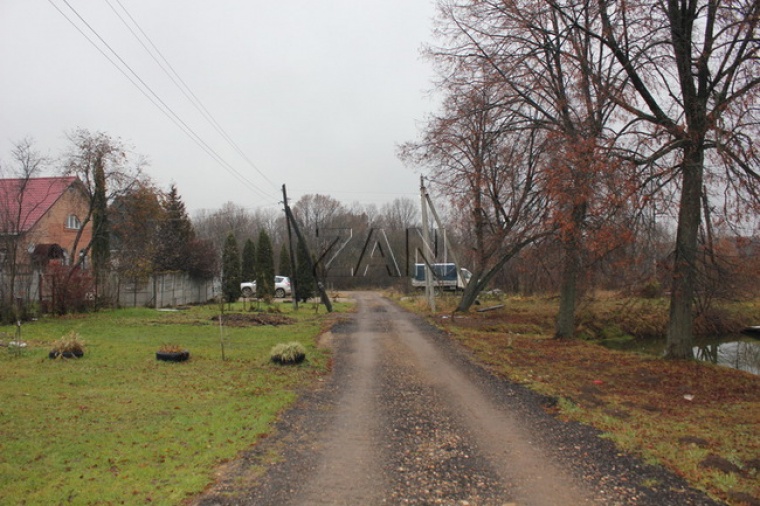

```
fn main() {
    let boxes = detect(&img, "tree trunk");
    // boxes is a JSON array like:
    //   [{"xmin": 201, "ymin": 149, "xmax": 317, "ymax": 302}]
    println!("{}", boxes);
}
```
[
  {"xmin": 458, "ymin": 277, "xmax": 481, "ymax": 312},
  {"xmin": 664, "ymin": 146, "xmax": 703, "ymax": 359},
  {"xmin": 555, "ymin": 201, "xmax": 585, "ymax": 339},
  {"xmin": 555, "ymin": 240, "xmax": 580, "ymax": 339},
  {"xmin": 455, "ymin": 234, "xmax": 548, "ymax": 313}
]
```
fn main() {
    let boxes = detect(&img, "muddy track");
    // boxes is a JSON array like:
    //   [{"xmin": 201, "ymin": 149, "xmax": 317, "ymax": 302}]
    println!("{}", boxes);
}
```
[{"xmin": 194, "ymin": 292, "xmax": 721, "ymax": 506}]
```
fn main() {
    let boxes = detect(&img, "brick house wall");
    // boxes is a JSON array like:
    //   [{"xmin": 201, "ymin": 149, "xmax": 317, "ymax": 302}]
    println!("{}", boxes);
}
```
[
  {"xmin": 0, "ymin": 177, "xmax": 93, "ymax": 307},
  {"xmin": 26, "ymin": 184, "xmax": 92, "ymax": 266}
]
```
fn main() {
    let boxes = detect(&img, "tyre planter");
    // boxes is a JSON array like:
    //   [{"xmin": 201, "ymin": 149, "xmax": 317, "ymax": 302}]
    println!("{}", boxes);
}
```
[
  {"xmin": 271, "ymin": 354, "xmax": 305, "ymax": 365},
  {"xmin": 156, "ymin": 350, "xmax": 190, "ymax": 362},
  {"xmin": 49, "ymin": 349, "xmax": 84, "ymax": 359}
]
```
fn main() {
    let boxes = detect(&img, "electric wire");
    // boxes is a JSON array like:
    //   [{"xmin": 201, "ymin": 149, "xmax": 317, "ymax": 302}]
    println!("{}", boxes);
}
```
[
  {"xmin": 105, "ymin": 0, "xmax": 278, "ymax": 191},
  {"xmin": 46, "ymin": 1, "xmax": 418, "ymax": 210},
  {"xmin": 57, "ymin": 0, "xmax": 272, "ymax": 200},
  {"xmin": 47, "ymin": 0, "xmax": 274, "ymax": 201}
]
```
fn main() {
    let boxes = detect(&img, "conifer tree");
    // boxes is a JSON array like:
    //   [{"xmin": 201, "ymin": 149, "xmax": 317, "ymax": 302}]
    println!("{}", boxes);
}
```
[
  {"xmin": 91, "ymin": 159, "xmax": 110, "ymax": 280},
  {"xmin": 241, "ymin": 238, "xmax": 256, "ymax": 282},
  {"xmin": 295, "ymin": 239, "xmax": 315, "ymax": 303},
  {"xmin": 154, "ymin": 184, "xmax": 194, "ymax": 272},
  {"xmin": 222, "ymin": 233, "xmax": 241, "ymax": 303},
  {"xmin": 255, "ymin": 230, "xmax": 275, "ymax": 300},
  {"xmin": 278, "ymin": 243, "xmax": 291, "ymax": 278}
]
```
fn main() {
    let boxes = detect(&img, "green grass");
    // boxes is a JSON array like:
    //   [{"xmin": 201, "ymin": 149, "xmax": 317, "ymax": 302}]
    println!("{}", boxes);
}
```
[{"xmin": 0, "ymin": 302, "xmax": 349, "ymax": 505}]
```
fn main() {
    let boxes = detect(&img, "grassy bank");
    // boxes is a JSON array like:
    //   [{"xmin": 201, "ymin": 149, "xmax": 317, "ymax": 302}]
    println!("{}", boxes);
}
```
[
  {"xmin": 0, "ymin": 302, "xmax": 349, "ymax": 505},
  {"xmin": 397, "ymin": 293, "xmax": 760, "ymax": 506}
]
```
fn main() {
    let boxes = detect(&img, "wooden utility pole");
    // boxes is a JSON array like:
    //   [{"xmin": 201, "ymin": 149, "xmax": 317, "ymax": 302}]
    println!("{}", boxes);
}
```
[
  {"xmin": 423, "ymin": 189, "xmax": 466, "ymax": 291},
  {"xmin": 282, "ymin": 185, "xmax": 298, "ymax": 310},
  {"xmin": 420, "ymin": 177, "xmax": 436, "ymax": 312},
  {"xmin": 282, "ymin": 185, "xmax": 333, "ymax": 312}
]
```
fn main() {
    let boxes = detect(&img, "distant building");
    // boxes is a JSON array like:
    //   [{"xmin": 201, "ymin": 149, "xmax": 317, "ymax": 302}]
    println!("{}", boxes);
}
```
[{"xmin": 0, "ymin": 176, "xmax": 92, "ymax": 269}]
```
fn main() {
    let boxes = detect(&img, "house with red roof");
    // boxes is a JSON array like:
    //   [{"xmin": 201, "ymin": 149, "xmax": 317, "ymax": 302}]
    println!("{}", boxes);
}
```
[{"xmin": 0, "ymin": 176, "xmax": 92, "ymax": 269}]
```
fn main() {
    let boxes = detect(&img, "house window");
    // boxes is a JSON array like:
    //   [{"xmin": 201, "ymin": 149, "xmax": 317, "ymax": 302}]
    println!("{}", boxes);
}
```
[{"xmin": 66, "ymin": 214, "xmax": 81, "ymax": 230}]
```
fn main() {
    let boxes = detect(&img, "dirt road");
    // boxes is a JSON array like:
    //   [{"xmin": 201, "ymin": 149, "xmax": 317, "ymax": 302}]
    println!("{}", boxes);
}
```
[{"xmin": 195, "ymin": 292, "xmax": 720, "ymax": 505}]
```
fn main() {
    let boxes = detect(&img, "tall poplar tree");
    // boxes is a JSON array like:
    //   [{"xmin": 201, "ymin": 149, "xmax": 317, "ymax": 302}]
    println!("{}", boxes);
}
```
[
  {"xmin": 91, "ymin": 156, "xmax": 109, "ymax": 294},
  {"xmin": 295, "ymin": 239, "xmax": 315, "ymax": 302},
  {"xmin": 222, "ymin": 233, "xmax": 241, "ymax": 303},
  {"xmin": 241, "ymin": 238, "xmax": 256, "ymax": 282},
  {"xmin": 255, "ymin": 229, "xmax": 275, "ymax": 300}
]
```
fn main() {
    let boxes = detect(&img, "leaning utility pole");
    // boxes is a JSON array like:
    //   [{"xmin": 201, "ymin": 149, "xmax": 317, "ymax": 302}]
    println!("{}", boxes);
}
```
[
  {"xmin": 282, "ymin": 184, "xmax": 333, "ymax": 312},
  {"xmin": 423, "ymin": 187, "xmax": 466, "ymax": 291},
  {"xmin": 282, "ymin": 185, "xmax": 299, "ymax": 310}
]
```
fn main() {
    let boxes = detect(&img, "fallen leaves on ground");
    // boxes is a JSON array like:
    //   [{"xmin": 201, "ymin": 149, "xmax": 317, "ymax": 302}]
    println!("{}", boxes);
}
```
[{"xmin": 430, "ymin": 309, "xmax": 760, "ymax": 505}]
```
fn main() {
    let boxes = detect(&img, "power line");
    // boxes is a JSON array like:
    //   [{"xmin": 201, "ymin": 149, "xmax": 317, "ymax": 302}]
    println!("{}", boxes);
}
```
[
  {"xmin": 105, "ymin": 0, "xmax": 278, "ymax": 191},
  {"xmin": 47, "ymin": 0, "xmax": 274, "ymax": 201},
  {"xmin": 55, "ymin": 0, "xmax": 271, "ymax": 200}
]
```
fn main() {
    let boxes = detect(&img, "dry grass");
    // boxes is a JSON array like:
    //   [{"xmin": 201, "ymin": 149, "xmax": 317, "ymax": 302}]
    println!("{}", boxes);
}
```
[{"xmin": 398, "ymin": 293, "xmax": 760, "ymax": 505}]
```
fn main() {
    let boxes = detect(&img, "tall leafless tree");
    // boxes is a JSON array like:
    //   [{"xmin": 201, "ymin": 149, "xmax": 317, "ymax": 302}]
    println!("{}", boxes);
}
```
[
  {"xmin": 416, "ymin": 1, "xmax": 637, "ymax": 324},
  {"xmin": 62, "ymin": 129, "xmax": 144, "ymax": 276},
  {"xmin": 400, "ymin": 78, "xmax": 554, "ymax": 311},
  {"xmin": 547, "ymin": 0, "xmax": 760, "ymax": 358}
]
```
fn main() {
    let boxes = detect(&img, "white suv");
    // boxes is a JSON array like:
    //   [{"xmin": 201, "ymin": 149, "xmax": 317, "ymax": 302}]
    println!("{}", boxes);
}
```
[{"xmin": 240, "ymin": 276, "xmax": 291, "ymax": 298}]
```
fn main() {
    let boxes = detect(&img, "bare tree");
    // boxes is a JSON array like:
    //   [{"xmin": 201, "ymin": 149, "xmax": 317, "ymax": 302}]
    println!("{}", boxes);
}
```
[
  {"xmin": 292, "ymin": 194, "xmax": 348, "ymax": 245},
  {"xmin": 193, "ymin": 203, "xmax": 282, "ymax": 263},
  {"xmin": 425, "ymin": 0, "xmax": 760, "ymax": 354},
  {"xmin": 551, "ymin": 0, "xmax": 760, "ymax": 357},
  {"xmin": 416, "ymin": 1, "xmax": 637, "ymax": 321},
  {"xmin": 62, "ymin": 128, "xmax": 144, "ymax": 277},
  {"xmin": 401, "ymin": 78, "xmax": 554, "ymax": 311},
  {"xmin": 0, "ymin": 138, "xmax": 48, "ymax": 320},
  {"xmin": 379, "ymin": 198, "xmax": 420, "ymax": 231}
]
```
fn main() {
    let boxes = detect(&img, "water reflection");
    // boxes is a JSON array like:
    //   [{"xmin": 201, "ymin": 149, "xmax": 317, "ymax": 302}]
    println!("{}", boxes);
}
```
[
  {"xmin": 694, "ymin": 340, "xmax": 760, "ymax": 375},
  {"xmin": 601, "ymin": 335, "xmax": 760, "ymax": 375}
]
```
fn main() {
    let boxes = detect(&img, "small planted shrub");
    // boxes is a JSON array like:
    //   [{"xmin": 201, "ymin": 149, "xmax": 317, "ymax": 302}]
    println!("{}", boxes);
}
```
[
  {"xmin": 158, "ymin": 343, "xmax": 184, "ymax": 353},
  {"xmin": 49, "ymin": 331, "xmax": 85, "ymax": 359},
  {"xmin": 270, "ymin": 342, "xmax": 306, "ymax": 365}
]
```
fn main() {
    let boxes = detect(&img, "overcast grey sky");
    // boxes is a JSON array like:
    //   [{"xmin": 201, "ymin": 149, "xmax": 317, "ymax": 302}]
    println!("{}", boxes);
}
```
[{"xmin": 0, "ymin": 1, "xmax": 439, "ymax": 213}]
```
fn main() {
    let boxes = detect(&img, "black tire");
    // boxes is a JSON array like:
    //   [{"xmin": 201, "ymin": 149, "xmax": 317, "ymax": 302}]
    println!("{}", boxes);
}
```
[
  {"xmin": 275, "ymin": 288, "xmax": 286, "ymax": 298},
  {"xmin": 242, "ymin": 287, "xmax": 254, "ymax": 298},
  {"xmin": 156, "ymin": 350, "xmax": 190, "ymax": 362},
  {"xmin": 49, "ymin": 350, "xmax": 84, "ymax": 359}
]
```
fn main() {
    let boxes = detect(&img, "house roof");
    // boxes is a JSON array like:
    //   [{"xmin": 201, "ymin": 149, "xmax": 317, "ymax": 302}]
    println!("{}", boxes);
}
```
[{"xmin": 0, "ymin": 176, "xmax": 81, "ymax": 233}]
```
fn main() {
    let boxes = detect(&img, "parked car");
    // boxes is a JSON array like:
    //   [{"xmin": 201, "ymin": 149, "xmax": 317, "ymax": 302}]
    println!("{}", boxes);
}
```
[{"xmin": 240, "ymin": 276, "xmax": 292, "ymax": 298}]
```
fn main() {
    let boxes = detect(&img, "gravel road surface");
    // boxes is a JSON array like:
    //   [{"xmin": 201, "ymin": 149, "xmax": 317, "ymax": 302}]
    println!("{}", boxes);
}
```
[{"xmin": 194, "ymin": 291, "xmax": 722, "ymax": 506}]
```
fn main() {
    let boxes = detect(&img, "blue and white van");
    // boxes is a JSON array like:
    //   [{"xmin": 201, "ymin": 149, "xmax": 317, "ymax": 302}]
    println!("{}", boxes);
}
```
[{"xmin": 412, "ymin": 263, "xmax": 472, "ymax": 291}]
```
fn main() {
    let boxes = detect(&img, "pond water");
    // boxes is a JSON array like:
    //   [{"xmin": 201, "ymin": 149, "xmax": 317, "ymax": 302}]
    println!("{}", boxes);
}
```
[{"xmin": 601, "ymin": 334, "xmax": 760, "ymax": 375}]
